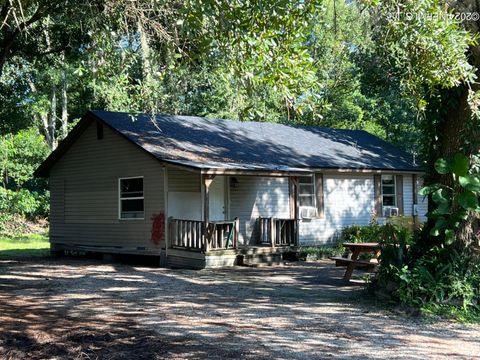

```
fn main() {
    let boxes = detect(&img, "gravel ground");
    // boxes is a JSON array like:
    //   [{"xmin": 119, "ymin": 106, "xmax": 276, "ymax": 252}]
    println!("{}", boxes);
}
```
[{"xmin": 0, "ymin": 258, "xmax": 479, "ymax": 359}]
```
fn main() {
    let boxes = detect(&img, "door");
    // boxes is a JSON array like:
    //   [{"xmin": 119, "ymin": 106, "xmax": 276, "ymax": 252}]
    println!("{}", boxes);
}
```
[{"xmin": 209, "ymin": 176, "xmax": 226, "ymax": 221}]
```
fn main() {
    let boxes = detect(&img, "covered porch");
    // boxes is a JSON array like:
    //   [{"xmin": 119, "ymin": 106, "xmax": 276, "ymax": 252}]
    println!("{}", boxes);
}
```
[{"xmin": 165, "ymin": 169, "xmax": 306, "ymax": 268}]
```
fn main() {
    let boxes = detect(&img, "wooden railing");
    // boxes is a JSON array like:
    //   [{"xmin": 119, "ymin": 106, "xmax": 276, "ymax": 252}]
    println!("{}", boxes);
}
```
[
  {"xmin": 169, "ymin": 218, "xmax": 204, "ymax": 251},
  {"xmin": 258, "ymin": 217, "xmax": 299, "ymax": 247},
  {"xmin": 168, "ymin": 217, "xmax": 239, "ymax": 252},
  {"xmin": 205, "ymin": 220, "xmax": 239, "ymax": 251}
]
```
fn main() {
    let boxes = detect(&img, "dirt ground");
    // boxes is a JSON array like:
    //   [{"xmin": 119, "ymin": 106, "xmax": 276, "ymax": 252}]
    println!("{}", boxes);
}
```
[{"xmin": 0, "ymin": 258, "xmax": 479, "ymax": 360}]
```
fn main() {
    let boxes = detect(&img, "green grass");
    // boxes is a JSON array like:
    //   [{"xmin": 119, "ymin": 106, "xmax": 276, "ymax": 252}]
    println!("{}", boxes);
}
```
[
  {"xmin": 298, "ymin": 245, "xmax": 344, "ymax": 260},
  {"xmin": 0, "ymin": 233, "xmax": 50, "ymax": 258}
]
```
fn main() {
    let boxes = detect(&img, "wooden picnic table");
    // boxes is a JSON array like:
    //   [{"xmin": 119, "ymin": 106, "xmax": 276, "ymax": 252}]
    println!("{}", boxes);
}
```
[{"xmin": 329, "ymin": 242, "xmax": 381, "ymax": 281}]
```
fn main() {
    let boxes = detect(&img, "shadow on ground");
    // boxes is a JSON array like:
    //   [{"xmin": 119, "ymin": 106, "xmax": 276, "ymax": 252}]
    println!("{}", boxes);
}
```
[{"xmin": 0, "ymin": 258, "xmax": 478, "ymax": 359}]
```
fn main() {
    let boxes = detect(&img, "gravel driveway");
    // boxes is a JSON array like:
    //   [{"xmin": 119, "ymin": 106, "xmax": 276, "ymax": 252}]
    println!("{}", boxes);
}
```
[{"xmin": 0, "ymin": 258, "xmax": 478, "ymax": 359}]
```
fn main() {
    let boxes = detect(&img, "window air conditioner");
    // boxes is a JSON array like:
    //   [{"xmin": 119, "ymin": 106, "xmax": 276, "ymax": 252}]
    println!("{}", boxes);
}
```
[
  {"xmin": 300, "ymin": 206, "xmax": 317, "ymax": 219},
  {"xmin": 383, "ymin": 207, "xmax": 399, "ymax": 217}
]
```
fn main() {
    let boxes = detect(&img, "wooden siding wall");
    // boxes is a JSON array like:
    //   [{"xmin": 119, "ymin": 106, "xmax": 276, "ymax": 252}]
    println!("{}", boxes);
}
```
[
  {"xmin": 298, "ymin": 174, "xmax": 428, "ymax": 246},
  {"xmin": 49, "ymin": 121, "xmax": 165, "ymax": 253},
  {"xmin": 166, "ymin": 167, "xmax": 202, "ymax": 221},
  {"xmin": 167, "ymin": 168, "xmax": 200, "ymax": 192},
  {"xmin": 299, "ymin": 175, "xmax": 374, "ymax": 245},
  {"xmin": 229, "ymin": 176, "xmax": 290, "ymax": 245},
  {"xmin": 416, "ymin": 177, "xmax": 429, "ymax": 222}
]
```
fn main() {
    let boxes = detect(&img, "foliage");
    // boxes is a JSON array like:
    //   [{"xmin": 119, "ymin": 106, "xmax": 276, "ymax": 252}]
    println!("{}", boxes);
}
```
[
  {"xmin": 377, "ymin": 247, "xmax": 480, "ymax": 321},
  {"xmin": 420, "ymin": 153, "xmax": 480, "ymax": 246},
  {"xmin": 369, "ymin": 0, "xmax": 477, "ymax": 94},
  {"xmin": 298, "ymin": 245, "xmax": 343, "ymax": 260},
  {"xmin": 0, "ymin": 128, "xmax": 49, "ymax": 225},
  {"xmin": 339, "ymin": 211, "xmax": 386, "ymax": 244}
]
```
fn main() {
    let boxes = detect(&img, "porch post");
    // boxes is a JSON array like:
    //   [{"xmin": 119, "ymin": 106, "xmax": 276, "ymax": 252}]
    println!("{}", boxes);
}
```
[
  {"xmin": 291, "ymin": 176, "xmax": 300, "ymax": 246},
  {"xmin": 203, "ymin": 174, "xmax": 215, "ymax": 251}
]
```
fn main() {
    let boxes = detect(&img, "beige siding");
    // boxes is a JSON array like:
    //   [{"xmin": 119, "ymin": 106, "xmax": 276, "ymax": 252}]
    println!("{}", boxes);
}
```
[
  {"xmin": 230, "ymin": 176, "xmax": 290, "ymax": 245},
  {"xmin": 167, "ymin": 168, "xmax": 200, "ymax": 192},
  {"xmin": 166, "ymin": 166, "xmax": 202, "ymax": 220},
  {"xmin": 300, "ymin": 174, "xmax": 375, "ymax": 245},
  {"xmin": 300, "ymin": 173, "xmax": 429, "ymax": 246},
  {"xmin": 49, "ymin": 121, "xmax": 165, "ymax": 253}
]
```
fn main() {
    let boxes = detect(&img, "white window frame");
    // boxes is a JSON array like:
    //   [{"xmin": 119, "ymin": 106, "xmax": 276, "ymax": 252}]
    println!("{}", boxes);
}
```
[
  {"xmin": 118, "ymin": 176, "xmax": 145, "ymax": 220},
  {"xmin": 298, "ymin": 175, "xmax": 316, "ymax": 212},
  {"xmin": 381, "ymin": 174, "xmax": 396, "ymax": 210}
]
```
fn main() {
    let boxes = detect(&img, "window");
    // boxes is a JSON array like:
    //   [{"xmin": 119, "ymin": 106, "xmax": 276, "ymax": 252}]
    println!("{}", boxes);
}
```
[
  {"xmin": 119, "ymin": 177, "xmax": 144, "ymax": 219},
  {"xmin": 298, "ymin": 176, "xmax": 315, "ymax": 207},
  {"xmin": 381, "ymin": 175, "xmax": 396, "ymax": 207}
]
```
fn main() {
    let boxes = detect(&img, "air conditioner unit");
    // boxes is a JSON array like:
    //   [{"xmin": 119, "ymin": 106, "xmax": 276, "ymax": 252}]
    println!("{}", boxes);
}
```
[
  {"xmin": 383, "ymin": 207, "xmax": 399, "ymax": 217},
  {"xmin": 300, "ymin": 206, "xmax": 317, "ymax": 219}
]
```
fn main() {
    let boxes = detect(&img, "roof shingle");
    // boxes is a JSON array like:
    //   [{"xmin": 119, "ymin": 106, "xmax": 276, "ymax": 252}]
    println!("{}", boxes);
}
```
[{"xmin": 91, "ymin": 110, "xmax": 420, "ymax": 172}]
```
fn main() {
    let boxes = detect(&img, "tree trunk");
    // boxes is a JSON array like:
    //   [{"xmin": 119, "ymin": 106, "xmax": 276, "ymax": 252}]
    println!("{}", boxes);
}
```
[
  {"xmin": 419, "ymin": 0, "xmax": 480, "ymax": 250},
  {"xmin": 49, "ymin": 87, "xmax": 57, "ymax": 149},
  {"xmin": 422, "ymin": 76, "xmax": 480, "ymax": 250},
  {"xmin": 60, "ymin": 65, "xmax": 68, "ymax": 140}
]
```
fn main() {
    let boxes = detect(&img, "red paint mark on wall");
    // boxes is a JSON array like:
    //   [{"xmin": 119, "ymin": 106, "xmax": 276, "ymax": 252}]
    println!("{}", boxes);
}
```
[{"xmin": 151, "ymin": 213, "xmax": 165, "ymax": 245}]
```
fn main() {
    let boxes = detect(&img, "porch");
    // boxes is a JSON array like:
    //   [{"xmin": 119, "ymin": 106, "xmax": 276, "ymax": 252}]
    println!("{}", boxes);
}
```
[
  {"xmin": 166, "ymin": 217, "xmax": 299, "ymax": 269},
  {"xmin": 164, "ymin": 170, "xmax": 306, "ymax": 268}
]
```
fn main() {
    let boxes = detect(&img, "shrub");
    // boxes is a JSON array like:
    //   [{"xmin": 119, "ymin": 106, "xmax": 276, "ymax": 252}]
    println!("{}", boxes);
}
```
[
  {"xmin": 378, "ymin": 248, "xmax": 480, "ymax": 320},
  {"xmin": 298, "ymin": 245, "xmax": 343, "ymax": 260}
]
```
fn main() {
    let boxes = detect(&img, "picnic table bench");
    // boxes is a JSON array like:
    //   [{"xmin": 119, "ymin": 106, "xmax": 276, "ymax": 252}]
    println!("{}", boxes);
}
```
[{"xmin": 329, "ymin": 242, "xmax": 381, "ymax": 281}]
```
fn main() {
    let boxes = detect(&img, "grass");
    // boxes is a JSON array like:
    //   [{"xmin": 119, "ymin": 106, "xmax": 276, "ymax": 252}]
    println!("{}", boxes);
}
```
[
  {"xmin": 0, "ymin": 233, "xmax": 50, "ymax": 258},
  {"xmin": 298, "ymin": 245, "xmax": 344, "ymax": 260}
]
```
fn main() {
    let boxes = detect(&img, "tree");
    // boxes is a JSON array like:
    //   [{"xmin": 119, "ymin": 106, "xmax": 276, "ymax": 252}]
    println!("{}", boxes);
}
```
[{"xmin": 368, "ymin": 0, "xmax": 480, "ymax": 249}]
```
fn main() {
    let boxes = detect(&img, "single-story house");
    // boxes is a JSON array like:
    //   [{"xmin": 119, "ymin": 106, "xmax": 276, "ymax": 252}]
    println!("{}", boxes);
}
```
[{"xmin": 35, "ymin": 110, "xmax": 427, "ymax": 268}]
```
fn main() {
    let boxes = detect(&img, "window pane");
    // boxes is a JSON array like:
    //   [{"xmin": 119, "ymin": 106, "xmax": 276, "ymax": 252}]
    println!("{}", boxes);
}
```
[
  {"xmin": 299, "ymin": 195, "xmax": 314, "ymax": 207},
  {"xmin": 383, "ymin": 196, "xmax": 395, "ymax": 206},
  {"xmin": 299, "ymin": 185, "xmax": 313, "ymax": 195},
  {"xmin": 382, "ymin": 175, "xmax": 394, "ymax": 183},
  {"xmin": 121, "ymin": 199, "xmax": 144, "ymax": 212},
  {"xmin": 382, "ymin": 186, "xmax": 395, "ymax": 195},
  {"xmin": 299, "ymin": 176, "xmax": 313, "ymax": 184},
  {"xmin": 121, "ymin": 178, "xmax": 143, "ymax": 198}
]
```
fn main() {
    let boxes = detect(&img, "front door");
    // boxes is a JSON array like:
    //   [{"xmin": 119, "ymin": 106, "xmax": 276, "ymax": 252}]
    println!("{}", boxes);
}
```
[{"xmin": 209, "ymin": 176, "xmax": 226, "ymax": 221}]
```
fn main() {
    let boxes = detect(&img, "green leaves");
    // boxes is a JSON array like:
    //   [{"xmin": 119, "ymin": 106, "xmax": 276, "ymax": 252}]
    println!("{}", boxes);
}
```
[
  {"xmin": 426, "ymin": 153, "xmax": 479, "ymax": 245},
  {"xmin": 459, "ymin": 175, "xmax": 480, "ymax": 192},
  {"xmin": 451, "ymin": 153, "xmax": 469, "ymax": 177},
  {"xmin": 458, "ymin": 191, "xmax": 479, "ymax": 210},
  {"xmin": 434, "ymin": 158, "xmax": 450, "ymax": 174},
  {"xmin": 434, "ymin": 153, "xmax": 470, "ymax": 176}
]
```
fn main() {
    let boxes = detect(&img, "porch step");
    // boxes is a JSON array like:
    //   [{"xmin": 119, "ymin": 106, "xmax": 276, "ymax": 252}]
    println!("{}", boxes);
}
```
[{"xmin": 240, "ymin": 252, "xmax": 283, "ymax": 267}]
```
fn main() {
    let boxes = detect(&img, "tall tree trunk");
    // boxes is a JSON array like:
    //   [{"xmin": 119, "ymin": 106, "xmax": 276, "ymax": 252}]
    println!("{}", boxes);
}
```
[
  {"xmin": 137, "ymin": 20, "xmax": 151, "ymax": 83},
  {"xmin": 60, "ymin": 64, "xmax": 68, "ymax": 140},
  {"xmin": 419, "ymin": 0, "xmax": 480, "ymax": 250},
  {"xmin": 49, "ymin": 86, "xmax": 57, "ymax": 149},
  {"xmin": 423, "ymin": 75, "xmax": 480, "ymax": 250}
]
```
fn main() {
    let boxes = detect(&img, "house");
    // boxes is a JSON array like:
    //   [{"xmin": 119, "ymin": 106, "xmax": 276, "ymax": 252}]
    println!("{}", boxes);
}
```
[{"xmin": 35, "ymin": 110, "xmax": 427, "ymax": 268}]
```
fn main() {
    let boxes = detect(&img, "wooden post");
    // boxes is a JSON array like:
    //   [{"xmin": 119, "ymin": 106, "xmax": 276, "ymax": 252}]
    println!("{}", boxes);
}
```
[
  {"xmin": 291, "ymin": 176, "xmax": 299, "ymax": 246},
  {"xmin": 234, "ymin": 217, "xmax": 239, "ymax": 249},
  {"xmin": 203, "ymin": 174, "xmax": 215, "ymax": 252},
  {"xmin": 270, "ymin": 218, "xmax": 276, "ymax": 248},
  {"xmin": 167, "ymin": 217, "xmax": 173, "ymax": 249}
]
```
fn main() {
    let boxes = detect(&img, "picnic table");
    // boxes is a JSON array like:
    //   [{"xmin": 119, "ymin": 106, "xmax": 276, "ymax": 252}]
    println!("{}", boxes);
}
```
[{"xmin": 329, "ymin": 242, "xmax": 381, "ymax": 281}]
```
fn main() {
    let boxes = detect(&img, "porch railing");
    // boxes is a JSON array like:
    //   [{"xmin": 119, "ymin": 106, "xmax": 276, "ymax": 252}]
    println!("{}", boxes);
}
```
[
  {"xmin": 168, "ymin": 217, "xmax": 239, "ymax": 252},
  {"xmin": 258, "ymin": 217, "xmax": 299, "ymax": 247}
]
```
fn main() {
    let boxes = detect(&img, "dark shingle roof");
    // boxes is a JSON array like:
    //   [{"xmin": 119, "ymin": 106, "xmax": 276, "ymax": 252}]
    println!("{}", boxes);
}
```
[{"xmin": 89, "ymin": 110, "xmax": 420, "ymax": 173}]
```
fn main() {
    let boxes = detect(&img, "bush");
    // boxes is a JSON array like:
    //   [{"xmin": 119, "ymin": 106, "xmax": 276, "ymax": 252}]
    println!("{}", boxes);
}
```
[
  {"xmin": 377, "ymin": 248, "xmax": 480, "ymax": 321},
  {"xmin": 298, "ymin": 245, "xmax": 343, "ymax": 260}
]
